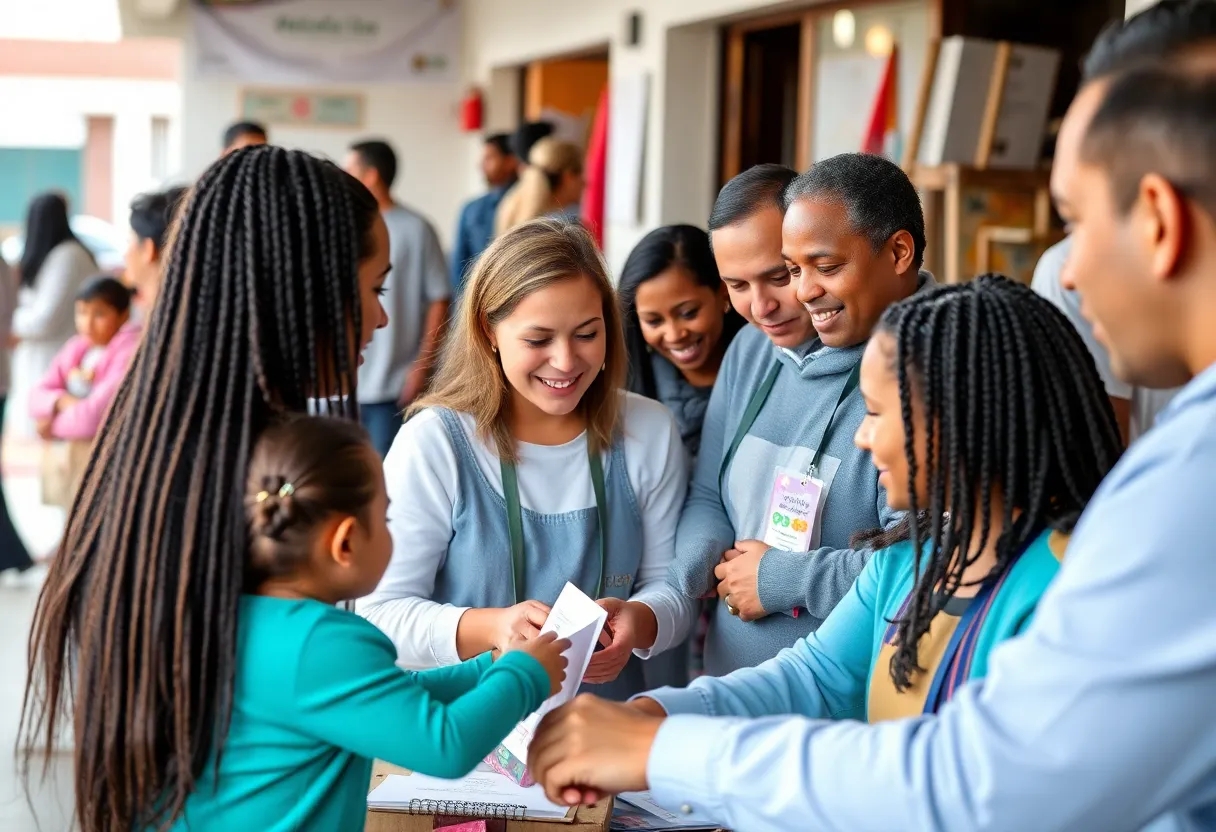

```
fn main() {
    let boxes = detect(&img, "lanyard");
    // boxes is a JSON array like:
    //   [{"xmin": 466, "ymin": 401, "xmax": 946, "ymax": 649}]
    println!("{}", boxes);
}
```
[
  {"xmin": 919, "ymin": 538, "xmax": 1032, "ymax": 714},
  {"xmin": 719, "ymin": 359, "xmax": 862, "ymax": 492},
  {"xmin": 500, "ymin": 443, "xmax": 608, "ymax": 604}
]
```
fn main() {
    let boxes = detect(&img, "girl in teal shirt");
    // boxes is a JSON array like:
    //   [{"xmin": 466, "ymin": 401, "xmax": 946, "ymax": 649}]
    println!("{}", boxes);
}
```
[
  {"xmin": 632, "ymin": 276, "xmax": 1124, "ymax": 723},
  {"xmin": 172, "ymin": 416, "xmax": 568, "ymax": 831}
]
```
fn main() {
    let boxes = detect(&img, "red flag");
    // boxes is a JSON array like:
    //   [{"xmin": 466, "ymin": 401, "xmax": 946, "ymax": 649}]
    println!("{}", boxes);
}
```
[
  {"xmin": 582, "ymin": 84, "xmax": 609, "ymax": 248},
  {"xmin": 862, "ymin": 47, "xmax": 898, "ymax": 156}
]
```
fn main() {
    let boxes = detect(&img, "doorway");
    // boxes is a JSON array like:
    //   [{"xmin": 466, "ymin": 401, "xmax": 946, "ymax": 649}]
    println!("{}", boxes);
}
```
[{"xmin": 738, "ymin": 24, "xmax": 802, "ymax": 172}]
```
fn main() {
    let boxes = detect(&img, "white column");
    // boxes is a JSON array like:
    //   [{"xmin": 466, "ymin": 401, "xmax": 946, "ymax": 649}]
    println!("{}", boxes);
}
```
[{"xmin": 111, "ymin": 109, "xmax": 156, "ymax": 226}]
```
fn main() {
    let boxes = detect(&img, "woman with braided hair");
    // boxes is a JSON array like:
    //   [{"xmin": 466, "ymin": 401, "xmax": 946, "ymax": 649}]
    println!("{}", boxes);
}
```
[
  {"xmin": 620, "ymin": 274, "xmax": 1122, "ymax": 724},
  {"xmin": 20, "ymin": 146, "xmax": 393, "ymax": 832}
]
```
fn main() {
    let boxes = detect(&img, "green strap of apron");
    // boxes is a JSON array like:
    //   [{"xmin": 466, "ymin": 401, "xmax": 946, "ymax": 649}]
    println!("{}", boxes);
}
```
[
  {"xmin": 719, "ymin": 359, "xmax": 862, "ymax": 492},
  {"xmin": 502, "ymin": 442, "xmax": 608, "ymax": 604},
  {"xmin": 719, "ymin": 362, "xmax": 782, "ymax": 494}
]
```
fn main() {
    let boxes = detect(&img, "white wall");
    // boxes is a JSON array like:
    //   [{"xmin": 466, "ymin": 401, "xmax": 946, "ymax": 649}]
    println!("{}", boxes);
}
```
[
  {"xmin": 118, "ymin": 0, "xmax": 471, "ymax": 249},
  {"xmin": 178, "ymin": 37, "xmax": 469, "ymax": 247},
  {"xmin": 1126, "ymin": 0, "xmax": 1159, "ymax": 16},
  {"xmin": 0, "ymin": 75, "xmax": 180, "ymax": 225},
  {"xmin": 0, "ymin": 0, "xmax": 121, "ymax": 40}
]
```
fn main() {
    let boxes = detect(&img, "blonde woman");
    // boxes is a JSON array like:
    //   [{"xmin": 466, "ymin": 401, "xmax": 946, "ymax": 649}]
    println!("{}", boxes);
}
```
[
  {"xmin": 359, "ymin": 219, "xmax": 694, "ymax": 699},
  {"xmin": 495, "ymin": 139, "xmax": 585, "ymax": 235}
]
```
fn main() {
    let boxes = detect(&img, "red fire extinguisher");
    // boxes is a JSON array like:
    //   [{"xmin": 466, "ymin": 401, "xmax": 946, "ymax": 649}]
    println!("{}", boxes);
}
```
[{"xmin": 461, "ymin": 87, "xmax": 483, "ymax": 132}]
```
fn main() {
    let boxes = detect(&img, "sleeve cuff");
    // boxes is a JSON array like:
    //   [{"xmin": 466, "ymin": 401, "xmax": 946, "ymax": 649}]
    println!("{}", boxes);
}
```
[
  {"xmin": 639, "ymin": 684, "xmax": 713, "ymax": 717},
  {"xmin": 626, "ymin": 591, "xmax": 695, "ymax": 660},
  {"xmin": 756, "ymin": 547, "xmax": 804, "ymax": 614},
  {"xmin": 431, "ymin": 604, "xmax": 472, "ymax": 667},
  {"xmin": 646, "ymin": 716, "xmax": 734, "ymax": 820}
]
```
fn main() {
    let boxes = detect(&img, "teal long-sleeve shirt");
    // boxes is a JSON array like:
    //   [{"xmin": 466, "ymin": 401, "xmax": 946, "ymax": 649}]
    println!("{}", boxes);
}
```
[
  {"xmin": 166, "ymin": 595, "xmax": 549, "ymax": 832},
  {"xmin": 647, "ymin": 528, "xmax": 1061, "ymax": 724}
]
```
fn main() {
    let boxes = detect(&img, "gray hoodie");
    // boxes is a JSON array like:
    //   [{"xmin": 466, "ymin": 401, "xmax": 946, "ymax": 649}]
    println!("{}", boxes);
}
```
[{"xmin": 668, "ymin": 271, "xmax": 934, "ymax": 675}]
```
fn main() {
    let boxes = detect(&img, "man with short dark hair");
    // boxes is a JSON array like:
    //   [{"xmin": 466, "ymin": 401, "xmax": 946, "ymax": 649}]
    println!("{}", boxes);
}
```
[
  {"xmin": 124, "ymin": 186, "xmax": 187, "ymax": 311},
  {"xmin": 344, "ymin": 139, "xmax": 450, "ymax": 457},
  {"xmin": 665, "ymin": 157, "xmax": 928, "ymax": 677},
  {"xmin": 1028, "ymin": 0, "xmax": 1214, "ymax": 443},
  {"xmin": 525, "ymin": 4, "xmax": 1216, "ymax": 829},
  {"xmin": 450, "ymin": 133, "xmax": 518, "ymax": 296},
  {"xmin": 221, "ymin": 121, "xmax": 267, "ymax": 155}
]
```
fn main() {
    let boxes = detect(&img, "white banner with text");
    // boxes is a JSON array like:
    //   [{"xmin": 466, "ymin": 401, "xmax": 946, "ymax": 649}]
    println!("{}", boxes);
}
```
[{"xmin": 191, "ymin": 0, "xmax": 460, "ymax": 84}]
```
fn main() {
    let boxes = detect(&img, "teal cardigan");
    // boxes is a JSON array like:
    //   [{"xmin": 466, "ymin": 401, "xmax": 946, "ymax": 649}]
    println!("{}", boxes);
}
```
[{"xmin": 646, "ymin": 528, "xmax": 1064, "ymax": 722}]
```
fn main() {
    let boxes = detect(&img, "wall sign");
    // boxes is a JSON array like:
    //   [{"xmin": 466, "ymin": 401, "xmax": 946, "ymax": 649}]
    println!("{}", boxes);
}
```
[
  {"xmin": 192, "ymin": 0, "xmax": 461, "ymax": 84},
  {"xmin": 240, "ymin": 89, "xmax": 364, "ymax": 129}
]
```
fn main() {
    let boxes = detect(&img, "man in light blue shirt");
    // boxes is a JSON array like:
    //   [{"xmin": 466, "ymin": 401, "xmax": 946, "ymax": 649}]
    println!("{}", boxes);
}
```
[{"xmin": 527, "ymin": 3, "xmax": 1216, "ymax": 829}]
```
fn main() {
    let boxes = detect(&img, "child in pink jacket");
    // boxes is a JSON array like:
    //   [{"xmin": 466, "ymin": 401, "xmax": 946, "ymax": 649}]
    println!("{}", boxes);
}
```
[{"xmin": 30, "ymin": 276, "xmax": 141, "ymax": 441}]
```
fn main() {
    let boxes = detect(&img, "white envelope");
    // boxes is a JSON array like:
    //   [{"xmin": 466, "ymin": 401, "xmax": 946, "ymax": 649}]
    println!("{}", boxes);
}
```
[{"xmin": 499, "ymin": 582, "xmax": 608, "ymax": 761}]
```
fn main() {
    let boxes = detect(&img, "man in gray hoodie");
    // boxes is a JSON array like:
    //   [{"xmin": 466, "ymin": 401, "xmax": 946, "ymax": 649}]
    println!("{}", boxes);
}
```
[{"xmin": 670, "ymin": 154, "xmax": 932, "ymax": 675}]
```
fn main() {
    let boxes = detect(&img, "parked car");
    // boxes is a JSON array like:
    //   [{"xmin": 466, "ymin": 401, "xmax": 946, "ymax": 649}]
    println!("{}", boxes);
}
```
[{"xmin": 0, "ymin": 215, "xmax": 126, "ymax": 274}]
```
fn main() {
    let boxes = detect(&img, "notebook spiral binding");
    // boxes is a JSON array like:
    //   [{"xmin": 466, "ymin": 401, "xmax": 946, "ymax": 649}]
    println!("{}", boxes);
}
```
[{"xmin": 406, "ymin": 798, "xmax": 526, "ymax": 819}]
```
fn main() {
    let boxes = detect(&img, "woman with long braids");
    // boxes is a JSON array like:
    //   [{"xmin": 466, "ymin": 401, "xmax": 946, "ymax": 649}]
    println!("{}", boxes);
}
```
[
  {"xmin": 621, "ymin": 275, "xmax": 1122, "ymax": 724},
  {"xmin": 20, "ymin": 146, "xmax": 393, "ymax": 832}
]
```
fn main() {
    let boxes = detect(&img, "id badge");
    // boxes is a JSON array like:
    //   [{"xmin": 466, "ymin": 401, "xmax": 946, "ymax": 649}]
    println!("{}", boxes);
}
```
[{"xmin": 763, "ymin": 467, "xmax": 825, "ymax": 553}]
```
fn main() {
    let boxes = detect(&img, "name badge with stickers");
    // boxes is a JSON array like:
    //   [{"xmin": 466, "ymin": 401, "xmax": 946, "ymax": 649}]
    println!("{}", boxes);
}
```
[{"xmin": 763, "ymin": 467, "xmax": 825, "ymax": 553}]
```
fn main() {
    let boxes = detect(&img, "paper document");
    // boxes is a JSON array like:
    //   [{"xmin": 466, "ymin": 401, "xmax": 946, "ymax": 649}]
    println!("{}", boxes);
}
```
[
  {"xmin": 500, "ymin": 582, "xmax": 608, "ymax": 762},
  {"xmin": 613, "ymin": 792, "xmax": 717, "ymax": 830},
  {"xmin": 368, "ymin": 770, "xmax": 569, "ymax": 819}
]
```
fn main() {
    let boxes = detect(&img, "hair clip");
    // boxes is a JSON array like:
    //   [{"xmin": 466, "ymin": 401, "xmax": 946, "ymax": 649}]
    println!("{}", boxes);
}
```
[{"xmin": 255, "ymin": 482, "xmax": 295, "ymax": 502}]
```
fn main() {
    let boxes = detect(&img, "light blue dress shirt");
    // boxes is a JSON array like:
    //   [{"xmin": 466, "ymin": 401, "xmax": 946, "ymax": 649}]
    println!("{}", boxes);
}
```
[{"xmin": 645, "ymin": 363, "xmax": 1216, "ymax": 832}]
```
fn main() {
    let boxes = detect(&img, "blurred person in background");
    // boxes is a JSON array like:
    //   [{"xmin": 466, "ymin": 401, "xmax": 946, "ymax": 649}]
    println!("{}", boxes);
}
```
[
  {"xmin": 494, "ymin": 120, "xmax": 554, "ymax": 237},
  {"xmin": 30, "ymin": 275, "xmax": 140, "ymax": 445},
  {"xmin": 451, "ymin": 133, "xmax": 519, "ymax": 298},
  {"xmin": 496, "ymin": 138, "xmax": 585, "ymax": 234},
  {"xmin": 124, "ymin": 186, "xmax": 188, "ymax": 315},
  {"xmin": 29, "ymin": 277, "xmax": 141, "ymax": 561},
  {"xmin": 344, "ymin": 139, "xmax": 451, "ymax": 457},
  {"xmin": 0, "ymin": 254, "xmax": 36, "ymax": 583},
  {"xmin": 7, "ymin": 192, "xmax": 97, "ymax": 438},
  {"xmin": 221, "ymin": 120, "xmax": 268, "ymax": 156}
]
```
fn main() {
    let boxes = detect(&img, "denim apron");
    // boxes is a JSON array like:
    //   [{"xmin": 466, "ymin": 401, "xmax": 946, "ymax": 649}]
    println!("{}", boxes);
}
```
[{"xmin": 431, "ymin": 409, "xmax": 647, "ymax": 700}]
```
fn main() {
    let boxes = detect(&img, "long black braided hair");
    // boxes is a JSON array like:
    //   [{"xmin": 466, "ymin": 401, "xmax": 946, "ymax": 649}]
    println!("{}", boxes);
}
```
[
  {"xmin": 857, "ymin": 275, "xmax": 1123, "ymax": 691},
  {"xmin": 21, "ymin": 145, "xmax": 380, "ymax": 831}
]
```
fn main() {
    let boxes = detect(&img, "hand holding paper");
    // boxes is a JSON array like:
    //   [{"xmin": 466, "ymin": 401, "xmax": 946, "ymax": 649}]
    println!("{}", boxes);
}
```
[
  {"xmin": 491, "ymin": 600, "xmax": 552, "ymax": 652},
  {"xmin": 489, "ymin": 583, "xmax": 608, "ymax": 785},
  {"xmin": 502, "ymin": 631, "xmax": 570, "ymax": 698},
  {"xmin": 584, "ymin": 598, "xmax": 657, "ymax": 684}
]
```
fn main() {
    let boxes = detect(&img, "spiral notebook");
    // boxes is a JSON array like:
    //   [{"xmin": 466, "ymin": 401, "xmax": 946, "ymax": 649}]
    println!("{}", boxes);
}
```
[{"xmin": 367, "ymin": 767, "xmax": 575, "ymax": 822}]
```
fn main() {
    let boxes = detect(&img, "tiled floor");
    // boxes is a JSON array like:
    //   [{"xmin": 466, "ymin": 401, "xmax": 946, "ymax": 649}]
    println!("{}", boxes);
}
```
[{"xmin": 1, "ymin": 436, "xmax": 74, "ymax": 832}]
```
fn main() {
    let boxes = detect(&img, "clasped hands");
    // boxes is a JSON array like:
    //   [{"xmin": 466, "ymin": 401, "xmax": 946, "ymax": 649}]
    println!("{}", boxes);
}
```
[
  {"xmin": 528, "ymin": 694, "xmax": 665, "ymax": 806},
  {"xmin": 711, "ymin": 539, "xmax": 770, "ymax": 622},
  {"xmin": 488, "ymin": 597, "xmax": 656, "ymax": 685}
]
